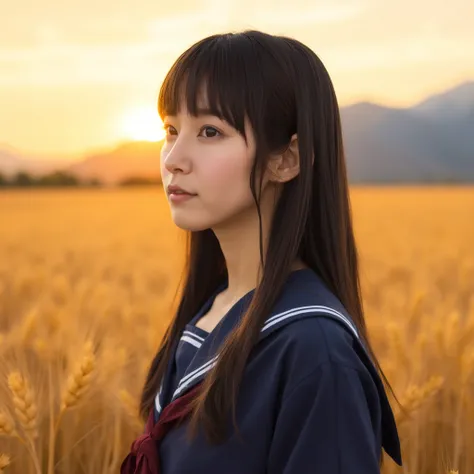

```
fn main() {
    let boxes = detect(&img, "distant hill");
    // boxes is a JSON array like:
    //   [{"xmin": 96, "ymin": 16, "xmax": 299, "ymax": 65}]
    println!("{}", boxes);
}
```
[
  {"xmin": 340, "ymin": 81, "xmax": 474, "ymax": 183},
  {"xmin": 1, "ymin": 80, "xmax": 473, "ymax": 184},
  {"xmin": 65, "ymin": 140, "xmax": 163, "ymax": 185},
  {"xmin": 0, "ymin": 144, "xmax": 70, "ymax": 177},
  {"xmin": 413, "ymin": 81, "xmax": 474, "ymax": 118}
]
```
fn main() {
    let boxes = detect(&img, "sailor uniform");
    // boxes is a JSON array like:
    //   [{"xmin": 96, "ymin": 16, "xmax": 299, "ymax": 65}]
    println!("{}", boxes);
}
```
[{"xmin": 129, "ymin": 268, "xmax": 402, "ymax": 473}]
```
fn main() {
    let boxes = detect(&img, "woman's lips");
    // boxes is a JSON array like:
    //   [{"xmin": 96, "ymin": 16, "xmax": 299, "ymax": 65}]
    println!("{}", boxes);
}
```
[{"xmin": 169, "ymin": 192, "xmax": 197, "ymax": 203}]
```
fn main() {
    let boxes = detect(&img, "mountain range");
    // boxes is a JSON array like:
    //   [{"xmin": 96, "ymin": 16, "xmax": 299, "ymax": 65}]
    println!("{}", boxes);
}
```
[
  {"xmin": 1, "ymin": 81, "xmax": 473, "ymax": 184},
  {"xmin": 341, "ymin": 81, "xmax": 474, "ymax": 182}
]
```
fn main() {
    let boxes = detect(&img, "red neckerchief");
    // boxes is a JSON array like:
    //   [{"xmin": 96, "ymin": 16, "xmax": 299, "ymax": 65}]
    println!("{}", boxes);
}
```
[{"xmin": 120, "ymin": 382, "xmax": 203, "ymax": 474}]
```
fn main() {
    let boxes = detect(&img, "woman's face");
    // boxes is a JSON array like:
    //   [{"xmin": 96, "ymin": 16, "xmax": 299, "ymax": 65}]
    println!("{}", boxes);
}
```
[{"xmin": 160, "ymin": 100, "xmax": 259, "ymax": 232}]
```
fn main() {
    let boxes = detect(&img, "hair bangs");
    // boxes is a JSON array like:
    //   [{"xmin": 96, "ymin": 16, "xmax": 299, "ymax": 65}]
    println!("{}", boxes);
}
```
[{"xmin": 158, "ymin": 35, "xmax": 267, "ymax": 143}]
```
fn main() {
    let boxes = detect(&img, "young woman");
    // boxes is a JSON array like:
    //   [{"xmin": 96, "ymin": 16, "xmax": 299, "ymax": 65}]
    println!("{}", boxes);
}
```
[{"xmin": 121, "ymin": 30, "xmax": 403, "ymax": 474}]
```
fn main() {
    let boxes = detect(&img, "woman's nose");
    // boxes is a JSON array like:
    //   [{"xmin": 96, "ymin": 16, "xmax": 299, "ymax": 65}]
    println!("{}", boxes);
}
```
[{"xmin": 163, "ymin": 143, "xmax": 192, "ymax": 174}]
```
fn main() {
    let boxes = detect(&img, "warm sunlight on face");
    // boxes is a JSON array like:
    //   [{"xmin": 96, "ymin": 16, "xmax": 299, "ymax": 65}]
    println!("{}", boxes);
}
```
[{"xmin": 120, "ymin": 105, "xmax": 166, "ymax": 142}]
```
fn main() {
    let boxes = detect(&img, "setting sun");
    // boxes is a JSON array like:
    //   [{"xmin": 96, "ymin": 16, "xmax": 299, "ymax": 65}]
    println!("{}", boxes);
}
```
[{"xmin": 120, "ymin": 105, "xmax": 166, "ymax": 142}]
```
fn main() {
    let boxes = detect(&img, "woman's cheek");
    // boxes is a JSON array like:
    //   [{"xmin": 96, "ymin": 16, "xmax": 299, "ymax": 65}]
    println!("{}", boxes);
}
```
[
  {"xmin": 211, "ymin": 143, "xmax": 251, "ymax": 185},
  {"xmin": 208, "ymin": 164, "xmax": 255, "ymax": 220}
]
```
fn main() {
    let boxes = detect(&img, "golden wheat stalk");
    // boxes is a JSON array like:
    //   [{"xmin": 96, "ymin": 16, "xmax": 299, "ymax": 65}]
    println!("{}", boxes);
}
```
[
  {"xmin": 397, "ymin": 374, "xmax": 444, "ymax": 423},
  {"xmin": 0, "ymin": 411, "xmax": 15, "ymax": 438},
  {"xmin": 7, "ymin": 372, "xmax": 38, "ymax": 439},
  {"xmin": 118, "ymin": 389, "xmax": 143, "ymax": 431},
  {"xmin": 6, "ymin": 372, "xmax": 41, "ymax": 474},
  {"xmin": 0, "ymin": 453, "xmax": 11, "ymax": 473},
  {"xmin": 46, "ymin": 340, "xmax": 97, "ymax": 474},
  {"xmin": 386, "ymin": 321, "xmax": 409, "ymax": 366},
  {"xmin": 60, "ymin": 340, "xmax": 96, "ymax": 411},
  {"xmin": 0, "ymin": 409, "xmax": 32, "ymax": 455}
]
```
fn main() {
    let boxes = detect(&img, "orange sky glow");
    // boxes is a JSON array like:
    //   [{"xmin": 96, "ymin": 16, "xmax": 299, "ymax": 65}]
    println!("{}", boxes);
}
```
[{"xmin": 1, "ymin": 0, "xmax": 473, "ymax": 160}]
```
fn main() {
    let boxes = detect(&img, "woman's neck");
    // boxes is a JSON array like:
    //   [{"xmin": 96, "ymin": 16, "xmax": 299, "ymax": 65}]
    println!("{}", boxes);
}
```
[{"xmin": 211, "ymin": 188, "xmax": 307, "ymax": 302}]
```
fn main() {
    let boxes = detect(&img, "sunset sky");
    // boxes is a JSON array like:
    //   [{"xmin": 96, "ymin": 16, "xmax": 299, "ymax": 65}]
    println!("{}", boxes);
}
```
[{"xmin": 1, "ymin": 0, "xmax": 473, "ymax": 161}]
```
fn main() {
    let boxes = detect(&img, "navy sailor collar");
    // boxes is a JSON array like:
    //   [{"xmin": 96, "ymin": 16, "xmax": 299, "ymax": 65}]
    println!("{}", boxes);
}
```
[
  {"xmin": 154, "ymin": 268, "xmax": 402, "ymax": 466},
  {"xmin": 156, "ymin": 269, "xmax": 358, "ymax": 406}
]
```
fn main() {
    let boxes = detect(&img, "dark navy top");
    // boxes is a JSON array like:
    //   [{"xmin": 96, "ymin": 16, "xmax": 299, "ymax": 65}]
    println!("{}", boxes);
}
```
[{"xmin": 152, "ymin": 268, "xmax": 403, "ymax": 473}]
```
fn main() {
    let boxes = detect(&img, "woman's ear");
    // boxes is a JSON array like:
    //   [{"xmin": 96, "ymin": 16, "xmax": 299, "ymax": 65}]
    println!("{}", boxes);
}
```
[{"xmin": 267, "ymin": 134, "xmax": 300, "ymax": 183}]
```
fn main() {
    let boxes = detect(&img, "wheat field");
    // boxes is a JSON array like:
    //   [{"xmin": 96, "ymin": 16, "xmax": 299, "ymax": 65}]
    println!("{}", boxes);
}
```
[{"xmin": 0, "ymin": 186, "xmax": 473, "ymax": 474}]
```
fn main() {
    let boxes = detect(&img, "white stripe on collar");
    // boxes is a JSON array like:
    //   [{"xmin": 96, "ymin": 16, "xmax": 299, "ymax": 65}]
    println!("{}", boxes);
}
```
[
  {"xmin": 263, "ymin": 305, "xmax": 358, "ymax": 338},
  {"xmin": 181, "ymin": 335, "xmax": 203, "ymax": 349},
  {"xmin": 154, "ymin": 334, "xmax": 205, "ymax": 413},
  {"xmin": 169, "ymin": 305, "xmax": 359, "ymax": 402},
  {"xmin": 182, "ymin": 330, "xmax": 206, "ymax": 342},
  {"xmin": 155, "ymin": 382, "xmax": 163, "ymax": 413}
]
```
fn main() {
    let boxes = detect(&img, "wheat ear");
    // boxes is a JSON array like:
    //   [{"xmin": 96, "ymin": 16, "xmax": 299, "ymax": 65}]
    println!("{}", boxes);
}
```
[
  {"xmin": 0, "ymin": 453, "xmax": 11, "ymax": 473},
  {"xmin": 60, "ymin": 340, "xmax": 96, "ymax": 411},
  {"xmin": 0, "ymin": 411, "xmax": 16, "ymax": 438},
  {"xmin": 6, "ymin": 372, "xmax": 41, "ymax": 474},
  {"xmin": 47, "ymin": 341, "xmax": 96, "ymax": 474},
  {"xmin": 397, "ymin": 375, "xmax": 444, "ymax": 423},
  {"xmin": 7, "ymin": 372, "xmax": 38, "ymax": 439}
]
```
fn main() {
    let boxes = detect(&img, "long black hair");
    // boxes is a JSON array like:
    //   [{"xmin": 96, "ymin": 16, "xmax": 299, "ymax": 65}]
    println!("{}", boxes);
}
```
[{"xmin": 140, "ymin": 29, "xmax": 401, "ymax": 445}]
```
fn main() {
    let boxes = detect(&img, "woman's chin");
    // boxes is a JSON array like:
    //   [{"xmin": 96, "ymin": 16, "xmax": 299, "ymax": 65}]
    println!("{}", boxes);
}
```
[
  {"xmin": 171, "ymin": 217, "xmax": 213, "ymax": 232},
  {"xmin": 170, "ymin": 208, "xmax": 239, "ymax": 233}
]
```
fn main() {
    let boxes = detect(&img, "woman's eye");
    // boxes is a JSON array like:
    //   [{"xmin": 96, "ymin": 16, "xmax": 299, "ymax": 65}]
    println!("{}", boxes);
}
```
[
  {"xmin": 200, "ymin": 126, "xmax": 221, "ymax": 138},
  {"xmin": 164, "ymin": 125, "xmax": 177, "ymax": 136},
  {"xmin": 163, "ymin": 125, "xmax": 221, "ymax": 138}
]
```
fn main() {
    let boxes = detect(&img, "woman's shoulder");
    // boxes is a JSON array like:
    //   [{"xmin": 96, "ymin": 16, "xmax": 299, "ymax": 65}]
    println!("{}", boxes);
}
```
[
  {"xmin": 270, "ymin": 314, "xmax": 367, "ymax": 377},
  {"xmin": 267, "ymin": 268, "xmax": 367, "ymax": 372}
]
